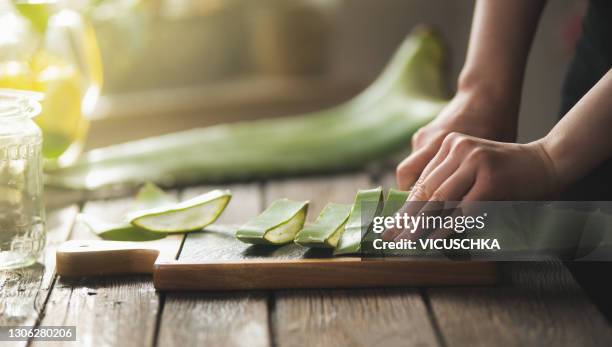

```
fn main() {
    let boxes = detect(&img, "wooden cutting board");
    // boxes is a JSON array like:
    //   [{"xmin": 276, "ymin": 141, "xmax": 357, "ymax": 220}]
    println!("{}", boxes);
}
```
[{"xmin": 56, "ymin": 226, "xmax": 498, "ymax": 291}]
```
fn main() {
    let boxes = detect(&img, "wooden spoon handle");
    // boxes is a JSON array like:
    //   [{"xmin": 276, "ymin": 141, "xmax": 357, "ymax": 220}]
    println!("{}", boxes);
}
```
[{"xmin": 56, "ymin": 240, "xmax": 161, "ymax": 276}]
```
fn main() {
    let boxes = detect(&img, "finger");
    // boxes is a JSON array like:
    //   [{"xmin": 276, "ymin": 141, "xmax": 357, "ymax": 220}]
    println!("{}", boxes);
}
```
[
  {"xmin": 396, "ymin": 135, "xmax": 445, "ymax": 190},
  {"xmin": 430, "ymin": 165, "xmax": 476, "ymax": 202},
  {"xmin": 386, "ymin": 201, "xmax": 427, "ymax": 241},
  {"xmin": 462, "ymin": 176, "xmax": 496, "ymax": 202},
  {"xmin": 405, "ymin": 200, "xmax": 446, "ymax": 240},
  {"xmin": 381, "ymin": 210, "xmax": 405, "ymax": 241},
  {"xmin": 409, "ymin": 155, "xmax": 459, "ymax": 201},
  {"xmin": 392, "ymin": 199, "xmax": 446, "ymax": 242},
  {"xmin": 427, "ymin": 205, "xmax": 462, "ymax": 240},
  {"xmin": 406, "ymin": 161, "xmax": 472, "ymax": 239},
  {"xmin": 382, "ymin": 226, "xmax": 402, "ymax": 241},
  {"xmin": 394, "ymin": 227, "xmax": 427, "ymax": 242},
  {"xmin": 418, "ymin": 137, "xmax": 453, "ymax": 182}
]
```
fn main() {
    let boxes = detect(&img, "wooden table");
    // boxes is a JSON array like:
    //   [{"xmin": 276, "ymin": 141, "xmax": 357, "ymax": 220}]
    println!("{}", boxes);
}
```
[{"xmin": 2, "ymin": 169, "xmax": 612, "ymax": 347}]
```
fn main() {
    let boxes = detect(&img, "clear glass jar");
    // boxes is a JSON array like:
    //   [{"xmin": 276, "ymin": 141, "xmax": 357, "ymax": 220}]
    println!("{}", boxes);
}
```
[{"xmin": 0, "ymin": 89, "xmax": 45, "ymax": 270}]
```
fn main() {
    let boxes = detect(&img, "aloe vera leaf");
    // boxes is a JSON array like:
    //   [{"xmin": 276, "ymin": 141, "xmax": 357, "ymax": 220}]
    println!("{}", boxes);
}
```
[
  {"xmin": 294, "ymin": 203, "xmax": 352, "ymax": 248},
  {"xmin": 46, "ymin": 28, "xmax": 448, "ymax": 190},
  {"xmin": 334, "ymin": 187, "xmax": 384, "ymax": 255},
  {"xmin": 381, "ymin": 189, "xmax": 409, "ymax": 217},
  {"xmin": 129, "ymin": 189, "xmax": 231, "ymax": 233},
  {"xmin": 133, "ymin": 182, "xmax": 177, "ymax": 210},
  {"xmin": 80, "ymin": 182, "xmax": 175, "ymax": 240},
  {"xmin": 79, "ymin": 214, "xmax": 166, "ymax": 241},
  {"xmin": 236, "ymin": 199, "xmax": 309, "ymax": 245}
]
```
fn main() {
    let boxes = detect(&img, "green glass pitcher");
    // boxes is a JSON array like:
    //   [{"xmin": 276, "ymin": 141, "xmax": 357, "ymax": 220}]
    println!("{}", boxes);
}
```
[{"xmin": 0, "ymin": 0, "xmax": 103, "ymax": 167}]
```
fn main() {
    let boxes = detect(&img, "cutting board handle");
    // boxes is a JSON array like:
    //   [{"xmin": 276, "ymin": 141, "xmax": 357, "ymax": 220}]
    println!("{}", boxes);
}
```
[{"xmin": 56, "ymin": 240, "xmax": 161, "ymax": 276}]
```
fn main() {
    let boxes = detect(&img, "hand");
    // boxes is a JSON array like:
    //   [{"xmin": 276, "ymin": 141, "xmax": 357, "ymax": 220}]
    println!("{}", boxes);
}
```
[
  {"xmin": 397, "ymin": 90, "xmax": 518, "ymax": 190},
  {"xmin": 383, "ymin": 134, "xmax": 557, "ymax": 241},
  {"xmin": 406, "ymin": 132, "xmax": 559, "ymax": 202}
]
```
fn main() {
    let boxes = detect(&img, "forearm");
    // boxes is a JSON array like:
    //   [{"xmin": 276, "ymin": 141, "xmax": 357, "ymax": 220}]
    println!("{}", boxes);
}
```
[
  {"xmin": 459, "ymin": 0, "xmax": 546, "ymax": 103},
  {"xmin": 539, "ymin": 69, "xmax": 612, "ymax": 191}
]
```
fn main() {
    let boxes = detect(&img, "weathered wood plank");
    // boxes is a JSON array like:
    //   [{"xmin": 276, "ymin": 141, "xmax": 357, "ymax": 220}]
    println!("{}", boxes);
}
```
[
  {"xmin": 34, "ymin": 196, "xmax": 174, "ymax": 347},
  {"xmin": 266, "ymin": 174, "xmax": 440, "ymax": 347},
  {"xmin": 0, "ymin": 206, "xmax": 78, "ymax": 347},
  {"xmin": 275, "ymin": 288, "xmax": 439, "ymax": 347},
  {"xmin": 158, "ymin": 184, "xmax": 271, "ymax": 347},
  {"xmin": 428, "ymin": 262, "xmax": 612, "ymax": 347}
]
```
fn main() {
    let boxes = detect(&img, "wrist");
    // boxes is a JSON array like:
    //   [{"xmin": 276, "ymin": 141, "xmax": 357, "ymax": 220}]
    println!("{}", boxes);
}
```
[
  {"xmin": 451, "ymin": 85, "xmax": 520, "ymax": 142},
  {"xmin": 457, "ymin": 68, "xmax": 522, "ymax": 109},
  {"xmin": 530, "ymin": 137, "xmax": 566, "ymax": 196}
]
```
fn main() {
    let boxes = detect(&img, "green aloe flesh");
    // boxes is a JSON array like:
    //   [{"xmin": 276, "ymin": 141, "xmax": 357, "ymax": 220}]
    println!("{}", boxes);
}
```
[
  {"xmin": 79, "ymin": 214, "xmax": 166, "ymax": 241},
  {"xmin": 381, "ymin": 189, "xmax": 409, "ymax": 217},
  {"xmin": 81, "ymin": 182, "xmax": 176, "ymax": 241},
  {"xmin": 334, "ymin": 187, "xmax": 384, "ymax": 255},
  {"xmin": 133, "ymin": 182, "xmax": 178, "ymax": 210},
  {"xmin": 46, "ymin": 27, "xmax": 448, "ymax": 190},
  {"xmin": 294, "ymin": 203, "xmax": 352, "ymax": 248},
  {"xmin": 236, "ymin": 199, "xmax": 309, "ymax": 245},
  {"xmin": 129, "ymin": 189, "xmax": 232, "ymax": 233}
]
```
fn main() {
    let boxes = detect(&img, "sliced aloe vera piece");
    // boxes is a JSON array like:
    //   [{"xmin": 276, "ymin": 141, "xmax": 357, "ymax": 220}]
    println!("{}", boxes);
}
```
[
  {"xmin": 81, "ymin": 182, "xmax": 176, "ymax": 240},
  {"xmin": 382, "ymin": 189, "xmax": 409, "ymax": 217},
  {"xmin": 129, "ymin": 189, "xmax": 231, "ymax": 233},
  {"xmin": 294, "ymin": 203, "xmax": 352, "ymax": 248},
  {"xmin": 133, "ymin": 182, "xmax": 178, "ymax": 210},
  {"xmin": 334, "ymin": 187, "xmax": 384, "ymax": 255},
  {"xmin": 79, "ymin": 214, "xmax": 165, "ymax": 241},
  {"xmin": 236, "ymin": 199, "xmax": 309, "ymax": 245}
]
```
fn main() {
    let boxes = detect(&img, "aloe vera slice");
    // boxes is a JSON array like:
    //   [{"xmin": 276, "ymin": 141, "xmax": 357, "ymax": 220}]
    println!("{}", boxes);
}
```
[
  {"xmin": 236, "ymin": 199, "xmax": 309, "ymax": 245},
  {"xmin": 382, "ymin": 189, "xmax": 409, "ymax": 217},
  {"xmin": 294, "ymin": 203, "xmax": 352, "ymax": 248},
  {"xmin": 47, "ymin": 28, "xmax": 448, "ymax": 190},
  {"xmin": 80, "ymin": 182, "xmax": 176, "ymax": 240},
  {"xmin": 133, "ymin": 182, "xmax": 178, "ymax": 210},
  {"xmin": 79, "ymin": 214, "xmax": 166, "ymax": 241},
  {"xmin": 334, "ymin": 187, "xmax": 384, "ymax": 255},
  {"xmin": 129, "ymin": 189, "xmax": 231, "ymax": 233}
]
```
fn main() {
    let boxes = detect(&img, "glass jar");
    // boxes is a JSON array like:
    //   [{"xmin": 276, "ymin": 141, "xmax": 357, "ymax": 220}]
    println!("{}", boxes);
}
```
[
  {"xmin": 0, "ymin": 0, "xmax": 103, "ymax": 167},
  {"xmin": 0, "ymin": 89, "xmax": 45, "ymax": 270}
]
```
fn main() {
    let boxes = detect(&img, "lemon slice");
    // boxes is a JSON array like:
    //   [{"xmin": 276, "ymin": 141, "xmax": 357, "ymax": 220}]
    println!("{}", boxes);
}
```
[{"xmin": 129, "ymin": 189, "xmax": 232, "ymax": 233}]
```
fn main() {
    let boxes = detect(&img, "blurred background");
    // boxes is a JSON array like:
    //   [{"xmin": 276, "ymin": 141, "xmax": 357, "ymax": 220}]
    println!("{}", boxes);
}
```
[{"xmin": 3, "ymin": 0, "xmax": 585, "ymax": 150}]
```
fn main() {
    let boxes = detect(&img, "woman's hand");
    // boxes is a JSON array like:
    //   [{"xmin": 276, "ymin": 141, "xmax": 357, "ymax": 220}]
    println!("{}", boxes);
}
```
[
  {"xmin": 383, "ymin": 134, "xmax": 557, "ymax": 242},
  {"xmin": 404, "ymin": 132, "xmax": 559, "ymax": 201},
  {"xmin": 397, "ymin": 90, "xmax": 518, "ymax": 190}
]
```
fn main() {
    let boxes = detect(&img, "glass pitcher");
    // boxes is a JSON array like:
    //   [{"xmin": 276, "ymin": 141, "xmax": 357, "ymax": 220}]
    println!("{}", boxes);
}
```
[{"xmin": 0, "ymin": 0, "xmax": 103, "ymax": 167}]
